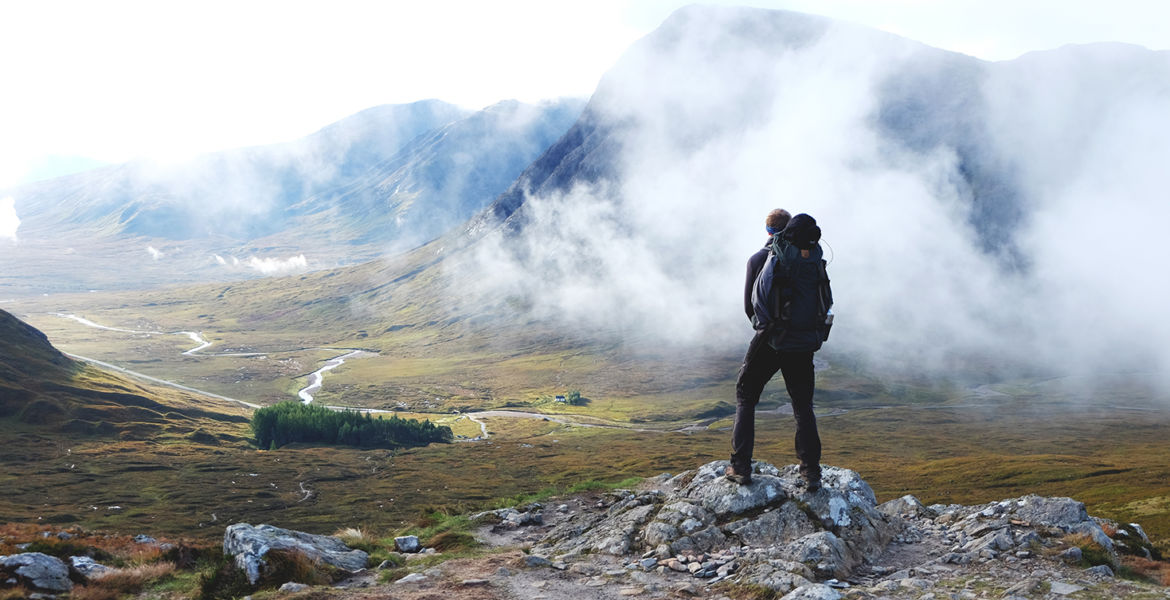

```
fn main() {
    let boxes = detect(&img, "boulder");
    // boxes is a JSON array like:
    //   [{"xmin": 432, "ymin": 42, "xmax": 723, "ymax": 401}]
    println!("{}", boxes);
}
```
[
  {"xmin": 0, "ymin": 553, "xmax": 73, "ymax": 592},
  {"xmin": 394, "ymin": 536, "xmax": 421, "ymax": 553},
  {"xmin": 222, "ymin": 523, "xmax": 369, "ymax": 585},
  {"xmin": 69, "ymin": 556, "xmax": 113, "ymax": 580},
  {"xmin": 878, "ymin": 494, "xmax": 936, "ymax": 519}
]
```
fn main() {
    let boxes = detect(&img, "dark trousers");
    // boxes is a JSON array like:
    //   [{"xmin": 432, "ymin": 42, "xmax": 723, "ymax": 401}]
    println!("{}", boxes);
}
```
[{"xmin": 730, "ymin": 332, "xmax": 821, "ymax": 477}]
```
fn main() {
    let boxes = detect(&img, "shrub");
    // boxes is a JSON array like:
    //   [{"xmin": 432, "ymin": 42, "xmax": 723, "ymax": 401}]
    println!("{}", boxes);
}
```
[
  {"xmin": 1122, "ymin": 556, "xmax": 1170, "ymax": 586},
  {"xmin": 197, "ymin": 551, "xmax": 250, "ymax": 600}
]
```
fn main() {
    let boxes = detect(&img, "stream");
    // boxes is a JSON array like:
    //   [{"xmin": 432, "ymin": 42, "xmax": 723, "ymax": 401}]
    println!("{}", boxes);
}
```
[
  {"xmin": 297, "ymin": 350, "xmax": 372, "ymax": 404},
  {"xmin": 49, "ymin": 313, "xmax": 851, "ymax": 439}
]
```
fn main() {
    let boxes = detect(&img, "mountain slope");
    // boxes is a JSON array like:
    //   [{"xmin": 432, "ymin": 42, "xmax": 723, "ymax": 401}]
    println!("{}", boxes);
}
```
[
  {"xmin": 465, "ymin": 5, "xmax": 1170, "ymax": 381},
  {"xmin": 0, "ymin": 98, "xmax": 583, "ymax": 294},
  {"xmin": 0, "ymin": 309, "xmax": 248, "ymax": 435}
]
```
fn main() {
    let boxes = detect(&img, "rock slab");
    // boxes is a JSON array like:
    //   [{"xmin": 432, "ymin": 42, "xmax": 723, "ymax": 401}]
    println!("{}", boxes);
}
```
[
  {"xmin": 0, "ymin": 553, "xmax": 73, "ymax": 592},
  {"xmin": 223, "ymin": 523, "xmax": 369, "ymax": 585}
]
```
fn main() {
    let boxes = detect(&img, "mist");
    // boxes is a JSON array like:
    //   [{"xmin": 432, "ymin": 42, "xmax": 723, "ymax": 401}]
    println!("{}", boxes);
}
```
[
  {"xmin": 245, "ymin": 254, "xmax": 309, "ymax": 276},
  {"xmin": 0, "ymin": 197, "xmax": 19, "ymax": 241},
  {"xmin": 462, "ymin": 7, "xmax": 1170, "ymax": 388}
]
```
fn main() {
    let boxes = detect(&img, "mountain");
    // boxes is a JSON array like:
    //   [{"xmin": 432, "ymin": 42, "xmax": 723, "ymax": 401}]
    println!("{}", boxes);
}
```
[
  {"xmin": 464, "ymin": 5, "xmax": 1170, "ymax": 380},
  {"xmin": 0, "ymin": 98, "xmax": 584, "ymax": 295},
  {"xmin": 0, "ymin": 308, "xmax": 248, "ymax": 436}
]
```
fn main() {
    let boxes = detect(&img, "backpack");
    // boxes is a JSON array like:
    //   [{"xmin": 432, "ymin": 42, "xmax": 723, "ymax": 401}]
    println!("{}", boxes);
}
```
[{"xmin": 750, "ymin": 214, "xmax": 834, "ymax": 346}]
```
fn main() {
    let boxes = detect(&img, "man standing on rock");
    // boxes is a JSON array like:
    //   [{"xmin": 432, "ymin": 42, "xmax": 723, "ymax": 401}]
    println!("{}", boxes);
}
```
[{"xmin": 727, "ymin": 209, "xmax": 831, "ymax": 491}]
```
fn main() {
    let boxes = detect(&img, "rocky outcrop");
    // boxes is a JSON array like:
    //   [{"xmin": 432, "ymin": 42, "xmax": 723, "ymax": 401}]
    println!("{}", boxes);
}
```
[
  {"xmin": 515, "ymin": 460, "xmax": 1166, "ymax": 596},
  {"xmin": 924, "ymin": 494, "xmax": 1126, "ymax": 568},
  {"xmin": 0, "ymin": 552, "xmax": 73, "ymax": 593},
  {"xmin": 530, "ymin": 460, "xmax": 898, "ymax": 593},
  {"xmin": 223, "ymin": 523, "xmax": 369, "ymax": 585}
]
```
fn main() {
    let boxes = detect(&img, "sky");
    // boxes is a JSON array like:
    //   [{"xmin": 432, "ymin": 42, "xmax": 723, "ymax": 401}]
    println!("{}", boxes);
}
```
[{"xmin": 1, "ymin": 0, "xmax": 1167, "ymax": 190}]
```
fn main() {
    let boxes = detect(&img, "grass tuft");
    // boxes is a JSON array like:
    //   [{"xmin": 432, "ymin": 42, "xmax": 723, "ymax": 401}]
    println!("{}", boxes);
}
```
[
  {"xmin": 72, "ymin": 563, "xmax": 175, "ymax": 600},
  {"xmin": 263, "ymin": 548, "xmax": 339, "ymax": 586}
]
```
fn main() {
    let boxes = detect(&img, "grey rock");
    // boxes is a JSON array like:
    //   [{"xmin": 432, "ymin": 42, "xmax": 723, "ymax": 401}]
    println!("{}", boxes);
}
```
[
  {"xmin": 1015, "ymin": 530, "xmax": 1041, "ymax": 547},
  {"xmin": 0, "ymin": 553, "xmax": 73, "ymax": 592},
  {"xmin": 670, "ymin": 525, "xmax": 727, "ymax": 555},
  {"xmin": 899, "ymin": 577, "xmax": 933, "ymax": 590},
  {"xmin": 1129, "ymin": 522, "xmax": 1152, "ymax": 545},
  {"xmin": 459, "ymin": 578, "xmax": 489, "ymax": 586},
  {"xmin": 69, "ymin": 555, "xmax": 112, "ymax": 580},
  {"xmin": 777, "ymin": 531, "xmax": 850, "ymax": 579},
  {"xmin": 1085, "ymin": 564, "xmax": 1114, "ymax": 577},
  {"xmin": 569, "ymin": 562, "xmax": 600, "ymax": 576},
  {"xmin": 394, "ymin": 535, "xmax": 421, "ymax": 553},
  {"xmin": 395, "ymin": 572, "xmax": 427, "ymax": 584},
  {"xmin": 279, "ymin": 582, "xmax": 309, "ymax": 592},
  {"xmin": 878, "ymin": 494, "xmax": 936, "ymax": 518},
  {"xmin": 638, "ymin": 557, "xmax": 657, "ymax": 569},
  {"xmin": 1003, "ymin": 578, "xmax": 1043, "ymax": 596},
  {"xmin": 725, "ymin": 502, "xmax": 818, "ymax": 547},
  {"xmin": 471, "ymin": 507, "xmax": 543, "ymax": 528},
  {"xmin": 134, "ymin": 534, "xmax": 158, "ymax": 544},
  {"xmin": 524, "ymin": 555, "xmax": 552, "ymax": 568},
  {"xmin": 1057, "ymin": 547, "xmax": 1082, "ymax": 562},
  {"xmin": 740, "ymin": 562, "xmax": 813, "ymax": 594},
  {"xmin": 1049, "ymin": 580, "xmax": 1084, "ymax": 595},
  {"xmin": 681, "ymin": 463, "xmax": 789, "ymax": 515},
  {"xmin": 222, "ymin": 523, "xmax": 370, "ymax": 585},
  {"xmin": 779, "ymin": 583, "xmax": 842, "ymax": 600}
]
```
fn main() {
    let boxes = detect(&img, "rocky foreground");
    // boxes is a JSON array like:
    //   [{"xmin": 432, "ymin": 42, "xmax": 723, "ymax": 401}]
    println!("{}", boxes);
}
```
[{"xmin": 3, "ymin": 460, "xmax": 1169, "ymax": 599}]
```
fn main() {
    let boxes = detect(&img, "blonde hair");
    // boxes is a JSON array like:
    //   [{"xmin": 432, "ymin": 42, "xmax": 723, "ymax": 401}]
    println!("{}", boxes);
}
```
[{"xmin": 766, "ymin": 209, "xmax": 791, "ymax": 231}]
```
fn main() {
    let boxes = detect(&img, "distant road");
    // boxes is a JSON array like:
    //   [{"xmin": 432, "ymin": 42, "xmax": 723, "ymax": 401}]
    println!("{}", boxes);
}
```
[{"xmin": 64, "ymin": 352, "xmax": 262, "ymax": 410}]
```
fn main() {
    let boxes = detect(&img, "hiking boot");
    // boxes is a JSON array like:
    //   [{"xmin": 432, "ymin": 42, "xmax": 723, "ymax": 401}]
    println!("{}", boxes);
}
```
[
  {"xmin": 724, "ymin": 464, "xmax": 752, "ymax": 485},
  {"xmin": 800, "ymin": 464, "xmax": 822, "ymax": 492}
]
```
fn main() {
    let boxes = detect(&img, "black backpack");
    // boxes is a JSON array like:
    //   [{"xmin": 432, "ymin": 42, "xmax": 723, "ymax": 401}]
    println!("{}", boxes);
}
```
[{"xmin": 750, "ymin": 214, "xmax": 834, "ymax": 344}]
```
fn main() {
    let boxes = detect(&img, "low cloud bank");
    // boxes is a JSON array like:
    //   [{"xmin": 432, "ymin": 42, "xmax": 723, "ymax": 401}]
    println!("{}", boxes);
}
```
[
  {"xmin": 245, "ymin": 254, "xmax": 308, "ymax": 276},
  {"xmin": 461, "ymin": 9, "xmax": 1170, "ymax": 388}
]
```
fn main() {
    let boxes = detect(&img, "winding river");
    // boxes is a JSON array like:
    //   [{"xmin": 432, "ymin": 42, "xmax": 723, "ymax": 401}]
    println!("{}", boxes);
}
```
[
  {"xmin": 48, "ymin": 313, "xmax": 850, "ymax": 438},
  {"xmin": 297, "ymin": 350, "xmax": 372, "ymax": 404}
]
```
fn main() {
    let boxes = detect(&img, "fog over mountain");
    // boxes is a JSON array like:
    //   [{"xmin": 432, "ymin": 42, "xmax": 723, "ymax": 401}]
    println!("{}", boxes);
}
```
[
  {"xmin": 0, "ymin": 98, "xmax": 583, "ymax": 293},
  {"xmin": 461, "ymin": 6, "xmax": 1170, "ymax": 387}
]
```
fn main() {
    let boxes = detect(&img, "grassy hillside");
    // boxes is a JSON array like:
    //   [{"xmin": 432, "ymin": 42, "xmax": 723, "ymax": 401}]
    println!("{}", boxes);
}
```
[{"xmin": 1, "ymin": 309, "xmax": 249, "ymax": 434}]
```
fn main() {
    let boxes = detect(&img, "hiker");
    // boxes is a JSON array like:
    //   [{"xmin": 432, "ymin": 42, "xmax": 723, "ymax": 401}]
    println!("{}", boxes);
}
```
[{"xmin": 727, "ymin": 210, "xmax": 832, "ymax": 490}]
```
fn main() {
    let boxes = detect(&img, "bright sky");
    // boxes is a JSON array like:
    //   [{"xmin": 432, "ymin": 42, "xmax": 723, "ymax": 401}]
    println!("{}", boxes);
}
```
[{"xmin": 1, "ymin": 0, "xmax": 1166, "ymax": 189}]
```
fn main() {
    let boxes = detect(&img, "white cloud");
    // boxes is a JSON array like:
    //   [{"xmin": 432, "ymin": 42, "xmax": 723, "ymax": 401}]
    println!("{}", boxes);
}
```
[
  {"xmin": 1, "ymin": 197, "xmax": 21, "ymax": 240},
  {"xmin": 246, "ymin": 254, "xmax": 308, "ymax": 276},
  {"xmin": 460, "ymin": 8, "xmax": 1170, "ymax": 388},
  {"xmin": 146, "ymin": 246, "xmax": 164, "ymax": 260},
  {"xmin": 214, "ymin": 254, "xmax": 227, "ymax": 265},
  {"xmin": 4, "ymin": 1, "xmax": 1167, "ymax": 188}
]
